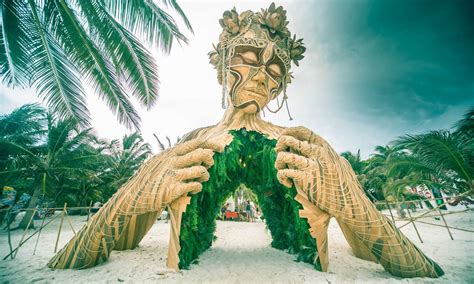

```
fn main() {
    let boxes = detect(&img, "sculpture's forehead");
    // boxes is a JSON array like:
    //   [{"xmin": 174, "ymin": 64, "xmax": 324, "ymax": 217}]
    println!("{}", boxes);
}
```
[{"xmin": 261, "ymin": 42, "xmax": 275, "ymax": 63}]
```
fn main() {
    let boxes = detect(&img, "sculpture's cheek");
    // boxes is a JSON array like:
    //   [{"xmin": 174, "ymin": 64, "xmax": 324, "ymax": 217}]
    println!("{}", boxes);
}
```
[{"xmin": 226, "ymin": 66, "xmax": 273, "ymax": 112}]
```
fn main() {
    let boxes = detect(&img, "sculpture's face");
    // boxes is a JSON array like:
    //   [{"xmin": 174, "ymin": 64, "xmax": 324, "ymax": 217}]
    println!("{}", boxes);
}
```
[{"xmin": 226, "ymin": 42, "xmax": 286, "ymax": 113}]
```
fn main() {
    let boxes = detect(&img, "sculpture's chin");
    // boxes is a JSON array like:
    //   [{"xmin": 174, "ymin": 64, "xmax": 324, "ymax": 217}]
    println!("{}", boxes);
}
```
[{"xmin": 242, "ymin": 104, "xmax": 258, "ymax": 114}]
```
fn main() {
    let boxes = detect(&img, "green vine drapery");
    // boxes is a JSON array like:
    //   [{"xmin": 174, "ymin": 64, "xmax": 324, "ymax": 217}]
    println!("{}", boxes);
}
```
[{"xmin": 178, "ymin": 129, "xmax": 321, "ymax": 270}]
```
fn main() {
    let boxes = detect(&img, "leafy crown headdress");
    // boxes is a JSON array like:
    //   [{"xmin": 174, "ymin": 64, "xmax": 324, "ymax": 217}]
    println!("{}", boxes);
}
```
[{"xmin": 208, "ymin": 3, "xmax": 306, "ymax": 117}]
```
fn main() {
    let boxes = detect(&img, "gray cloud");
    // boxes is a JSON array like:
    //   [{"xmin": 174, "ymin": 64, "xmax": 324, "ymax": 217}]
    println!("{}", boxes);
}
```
[{"xmin": 286, "ymin": 0, "xmax": 473, "ymax": 156}]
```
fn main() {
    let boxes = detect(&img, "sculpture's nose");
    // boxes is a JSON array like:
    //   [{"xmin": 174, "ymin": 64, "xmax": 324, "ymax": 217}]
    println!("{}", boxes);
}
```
[{"xmin": 251, "ymin": 66, "xmax": 266, "ymax": 86}]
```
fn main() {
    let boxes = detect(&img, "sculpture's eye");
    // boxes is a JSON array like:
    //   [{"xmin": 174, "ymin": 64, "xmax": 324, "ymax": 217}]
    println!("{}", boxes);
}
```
[
  {"xmin": 267, "ymin": 64, "xmax": 282, "ymax": 79},
  {"xmin": 230, "ymin": 56, "xmax": 243, "ymax": 65},
  {"xmin": 266, "ymin": 52, "xmax": 286, "ymax": 82},
  {"xmin": 240, "ymin": 51, "xmax": 259, "ymax": 65}
]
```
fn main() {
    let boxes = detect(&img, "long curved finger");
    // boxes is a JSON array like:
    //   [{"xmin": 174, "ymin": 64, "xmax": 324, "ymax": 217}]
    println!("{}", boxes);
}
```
[
  {"xmin": 282, "ymin": 126, "xmax": 314, "ymax": 142},
  {"xmin": 277, "ymin": 168, "xmax": 305, "ymax": 188},
  {"xmin": 275, "ymin": 151, "xmax": 313, "ymax": 170},
  {"xmin": 174, "ymin": 182, "xmax": 203, "ymax": 197},
  {"xmin": 200, "ymin": 139, "xmax": 226, "ymax": 153},
  {"xmin": 174, "ymin": 148, "xmax": 215, "ymax": 169},
  {"xmin": 277, "ymin": 169, "xmax": 312, "ymax": 190},
  {"xmin": 276, "ymin": 135, "xmax": 315, "ymax": 158},
  {"xmin": 175, "ymin": 166, "xmax": 210, "ymax": 182},
  {"xmin": 175, "ymin": 139, "xmax": 202, "ymax": 155}
]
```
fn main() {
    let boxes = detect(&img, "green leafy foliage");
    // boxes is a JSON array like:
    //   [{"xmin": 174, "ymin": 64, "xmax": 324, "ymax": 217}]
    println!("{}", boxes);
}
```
[
  {"xmin": 0, "ymin": 104, "xmax": 152, "ymax": 212},
  {"xmin": 178, "ymin": 129, "xmax": 321, "ymax": 271},
  {"xmin": 341, "ymin": 108, "xmax": 473, "ymax": 202}
]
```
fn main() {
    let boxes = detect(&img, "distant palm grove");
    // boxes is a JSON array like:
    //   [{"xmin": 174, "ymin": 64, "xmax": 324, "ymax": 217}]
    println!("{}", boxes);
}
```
[
  {"xmin": 341, "ymin": 108, "xmax": 473, "ymax": 204},
  {"xmin": 0, "ymin": 104, "xmax": 153, "ymax": 227}
]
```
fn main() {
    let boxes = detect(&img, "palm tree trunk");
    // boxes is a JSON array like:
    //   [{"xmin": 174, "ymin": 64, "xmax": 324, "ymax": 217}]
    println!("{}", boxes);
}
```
[
  {"xmin": 18, "ymin": 173, "xmax": 45, "ymax": 229},
  {"xmin": 18, "ymin": 186, "xmax": 41, "ymax": 229}
]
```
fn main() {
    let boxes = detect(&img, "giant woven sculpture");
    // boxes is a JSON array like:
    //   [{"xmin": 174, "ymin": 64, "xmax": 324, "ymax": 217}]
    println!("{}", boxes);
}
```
[{"xmin": 49, "ymin": 3, "xmax": 444, "ymax": 278}]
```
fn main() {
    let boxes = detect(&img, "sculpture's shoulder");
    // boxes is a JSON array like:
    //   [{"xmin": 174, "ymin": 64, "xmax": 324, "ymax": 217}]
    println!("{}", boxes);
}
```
[
  {"xmin": 250, "ymin": 120, "xmax": 286, "ymax": 140},
  {"xmin": 178, "ymin": 124, "xmax": 235, "ymax": 150},
  {"xmin": 179, "ymin": 125, "xmax": 216, "ymax": 143}
]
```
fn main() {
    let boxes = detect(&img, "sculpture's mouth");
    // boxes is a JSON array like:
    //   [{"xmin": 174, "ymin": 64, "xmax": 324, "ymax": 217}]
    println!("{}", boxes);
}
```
[
  {"xmin": 234, "ymin": 100, "xmax": 261, "ymax": 112},
  {"xmin": 244, "ymin": 88, "xmax": 266, "ymax": 98}
]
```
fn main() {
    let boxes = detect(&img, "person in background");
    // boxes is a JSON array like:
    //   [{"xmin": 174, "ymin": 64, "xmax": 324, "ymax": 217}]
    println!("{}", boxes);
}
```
[
  {"xmin": 249, "ymin": 200, "xmax": 256, "ymax": 222},
  {"xmin": 91, "ymin": 201, "xmax": 102, "ymax": 214},
  {"xmin": 221, "ymin": 203, "xmax": 229, "ymax": 220},
  {"xmin": 245, "ymin": 200, "xmax": 252, "ymax": 222}
]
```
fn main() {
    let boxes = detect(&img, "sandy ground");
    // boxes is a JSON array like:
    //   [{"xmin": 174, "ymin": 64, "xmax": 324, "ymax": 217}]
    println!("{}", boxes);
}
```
[{"xmin": 0, "ymin": 209, "xmax": 472, "ymax": 283}]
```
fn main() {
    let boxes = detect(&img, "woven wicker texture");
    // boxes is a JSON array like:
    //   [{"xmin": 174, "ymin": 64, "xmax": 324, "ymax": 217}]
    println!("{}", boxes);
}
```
[{"xmin": 48, "ymin": 123, "xmax": 443, "ymax": 278}]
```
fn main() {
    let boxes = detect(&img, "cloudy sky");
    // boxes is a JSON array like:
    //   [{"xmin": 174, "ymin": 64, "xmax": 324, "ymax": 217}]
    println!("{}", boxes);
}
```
[{"xmin": 1, "ymin": 0, "xmax": 472, "ymax": 157}]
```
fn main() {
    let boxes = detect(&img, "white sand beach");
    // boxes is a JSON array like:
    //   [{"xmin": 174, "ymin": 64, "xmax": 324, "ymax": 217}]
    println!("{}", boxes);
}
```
[{"xmin": 0, "ymin": 209, "xmax": 472, "ymax": 283}]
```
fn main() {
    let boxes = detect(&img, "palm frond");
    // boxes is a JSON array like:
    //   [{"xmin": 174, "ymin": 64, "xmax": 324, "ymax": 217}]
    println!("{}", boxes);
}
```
[
  {"xmin": 454, "ymin": 107, "xmax": 473, "ymax": 137},
  {"xmin": 2, "ymin": 0, "xmax": 192, "ymax": 129},
  {"xmin": 46, "ymin": 115, "xmax": 76, "ymax": 154},
  {"xmin": 385, "ymin": 156, "xmax": 436, "ymax": 179},
  {"xmin": 104, "ymin": 0, "xmax": 188, "ymax": 52},
  {"xmin": 52, "ymin": 123, "xmax": 94, "ymax": 159},
  {"xmin": 26, "ymin": 0, "xmax": 91, "ymax": 127},
  {"xmin": 0, "ymin": 138, "xmax": 46, "ymax": 167},
  {"xmin": 371, "ymin": 145, "xmax": 398, "ymax": 160},
  {"xmin": 0, "ymin": 0, "xmax": 31, "ymax": 87},
  {"xmin": 78, "ymin": 0, "xmax": 159, "ymax": 108},
  {"xmin": 0, "ymin": 103, "xmax": 47, "ymax": 145},
  {"xmin": 159, "ymin": 0, "xmax": 193, "ymax": 33},
  {"xmin": 52, "ymin": 0, "xmax": 141, "ymax": 129},
  {"xmin": 122, "ymin": 132, "xmax": 139, "ymax": 149},
  {"xmin": 394, "ymin": 130, "xmax": 473, "ymax": 182}
]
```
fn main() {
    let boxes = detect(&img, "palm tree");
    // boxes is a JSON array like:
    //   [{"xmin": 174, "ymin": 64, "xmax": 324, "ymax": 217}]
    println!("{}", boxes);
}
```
[
  {"xmin": 369, "ymin": 145, "xmax": 399, "ymax": 167},
  {"xmin": 0, "ymin": 103, "xmax": 46, "ymax": 145},
  {"xmin": 340, "ymin": 150, "xmax": 364, "ymax": 175},
  {"xmin": 101, "ymin": 132, "xmax": 152, "ymax": 194},
  {"xmin": 0, "ymin": 114, "xmax": 100, "ymax": 228},
  {"xmin": 392, "ymin": 130, "xmax": 473, "ymax": 196},
  {"xmin": 49, "ymin": 141, "xmax": 107, "ymax": 208},
  {"xmin": 340, "ymin": 150, "xmax": 387, "ymax": 201},
  {"xmin": 72, "ymin": 132, "xmax": 153, "ymax": 206},
  {"xmin": 0, "ymin": 103, "xmax": 47, "ymax": 169},
  {"xmin": 455, "ymin": 107, "xmax": 473, "ymax": 137},
  {"xmin": 0, "ymin": 0, "xmax": 192, "ymax": 129}
]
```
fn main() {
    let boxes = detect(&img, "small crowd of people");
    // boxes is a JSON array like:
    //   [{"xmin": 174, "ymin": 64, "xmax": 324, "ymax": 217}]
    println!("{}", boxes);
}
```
[{"xmin": 221, "ymin": 199, "xmax": 259, "ymax": 222}]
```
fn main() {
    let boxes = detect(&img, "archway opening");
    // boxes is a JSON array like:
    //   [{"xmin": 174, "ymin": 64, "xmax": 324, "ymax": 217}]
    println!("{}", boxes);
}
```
[
  {"xmin": 219, "ymin": 183, "xmax": 259, "ymax": 222},
  {"xmin": 178, "ymin": 129, "xmax": 321, "ymax": 270}
]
